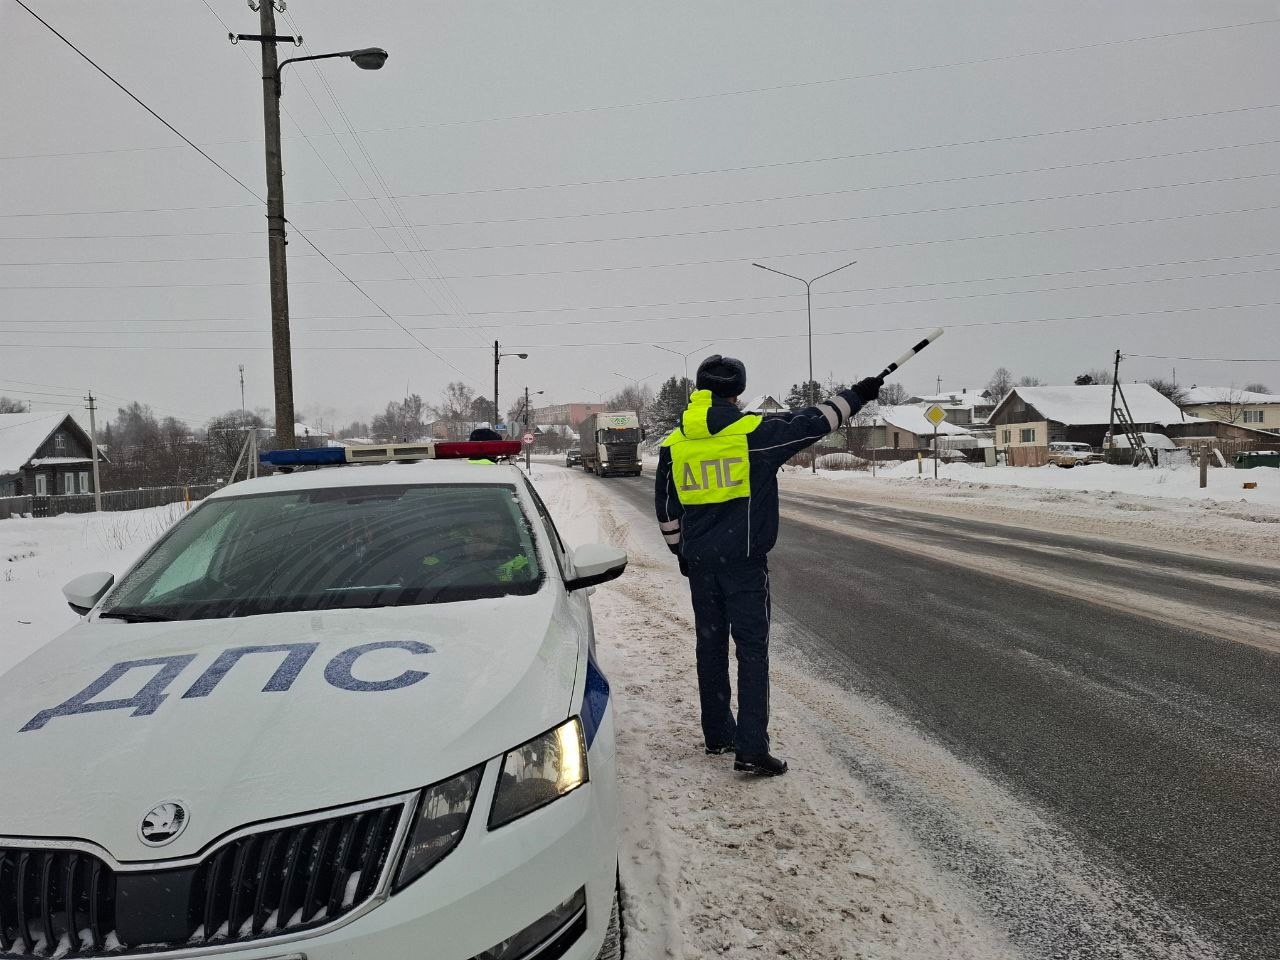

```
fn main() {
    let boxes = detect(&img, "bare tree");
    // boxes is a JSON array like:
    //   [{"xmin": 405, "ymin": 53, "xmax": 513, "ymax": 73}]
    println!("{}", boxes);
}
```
[
  {"xmin": 879, "ymin": 382, "xmax": 908, "ymax": 406},
  {"xmin": 986, "ymin": 367, "xmax": 1014, "ymax": 401},
  {"xmin": 1077, "ymin": 368, "xmax": 1113, "ymax": 385},
  {"xmin": 0, "ymin": 396, "xmax": 27, "ymax": 413},
  {"xmin": 1243, "ymin": 382, "xmax": 1272, "ymax": 395},
  {"xmin": 1017, "ymin": 375, "xmax": 1042, "ymax": 387},
  {"xmin": 439, "ymin": 382, "xmax": 475, "ymax": 420},
  {"xmin": 1144, "ymin": 377, "xmax": 1188, "ymax": 405},
  {"xmin": 603, "ymin": 384, "xmax": 652, "ymax": 413}
]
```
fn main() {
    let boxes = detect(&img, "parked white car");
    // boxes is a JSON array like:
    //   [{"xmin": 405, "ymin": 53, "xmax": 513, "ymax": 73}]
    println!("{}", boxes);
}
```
[
  {"xmin": 1047, "ymin": 441, "xmax": 1102, "ymax": 467},
  {"xmin": 0, "ymin": 444, "xmax": 625, "ymax": 960}
]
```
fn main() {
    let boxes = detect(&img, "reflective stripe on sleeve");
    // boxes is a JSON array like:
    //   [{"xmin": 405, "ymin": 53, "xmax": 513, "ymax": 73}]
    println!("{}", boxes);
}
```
[
  {"xmin": 663, "ymin": 532, "xmax": 682, "ymax": 544},
  {"xmin": 829, "ymin": 394, "xmax": 852, "ymax": 422},
  {"xmin": 818, "ymin": 402, "xmax": 840, "ymax": 431},
  {"xmin": 659, "ymin": 519, "xmax": 681, "ymax": 532}
]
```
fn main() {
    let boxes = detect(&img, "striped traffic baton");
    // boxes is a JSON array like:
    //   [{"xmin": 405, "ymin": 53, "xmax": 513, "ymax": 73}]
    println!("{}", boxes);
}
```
[{"xmin": 876, "ymin": 327, "xmax": 944, "ymax": 380}]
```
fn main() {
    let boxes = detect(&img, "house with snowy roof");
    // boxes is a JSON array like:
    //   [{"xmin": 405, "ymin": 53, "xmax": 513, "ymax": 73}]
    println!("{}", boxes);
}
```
[
  {"xmin": 741, "ymin": 395, "xmax": 786, "ymax": 415},
  {"xmin": 987, "ymin": 384, "xmax": 1186, "ymax": 450},
  {"xmin": 0, "ymin": 411, "xmax": 108, "ymax": 498},
  {"xmin": 906, "ymin": 388, "xmax": 996, "ymax": 425},
  {"xmin": 1180, "ymin": 387, "xmax": 1280, "ymax": 433},
  {"xmin": 866, "ymin": 405, "xmax": 973, "ymax": 450}
]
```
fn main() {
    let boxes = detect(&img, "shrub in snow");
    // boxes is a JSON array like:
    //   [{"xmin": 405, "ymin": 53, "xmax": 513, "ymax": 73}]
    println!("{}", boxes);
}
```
[{"xmin": 816, "ymin": 452, "xmax": 868, "ymax": 471}]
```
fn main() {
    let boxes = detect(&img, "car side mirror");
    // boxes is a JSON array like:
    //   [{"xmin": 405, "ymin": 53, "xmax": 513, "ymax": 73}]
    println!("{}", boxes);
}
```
[
  {"xmin": 63, "ymin": 571, "xmax": 115, "ymax": 616},
  {"xmin": 565, "ymin": 544, "xmax": 627, "ymax": 592}
]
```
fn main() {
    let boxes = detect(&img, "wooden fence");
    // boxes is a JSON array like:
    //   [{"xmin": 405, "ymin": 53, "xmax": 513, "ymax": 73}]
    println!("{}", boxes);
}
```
[{"xmin": 0, "ymin": 484, "xmax": 220, "ymax": 520}]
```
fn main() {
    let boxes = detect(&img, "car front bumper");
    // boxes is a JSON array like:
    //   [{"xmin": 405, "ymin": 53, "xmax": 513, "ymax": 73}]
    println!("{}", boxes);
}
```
[{"xmin": 192, "ymin": 751, "xmax": 619, "ymax": 960}]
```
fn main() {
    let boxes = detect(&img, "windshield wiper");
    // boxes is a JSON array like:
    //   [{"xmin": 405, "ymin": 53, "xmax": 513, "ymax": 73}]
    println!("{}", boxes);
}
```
[{"xmin": 99, "ymin": 609, "xmax": 176, "ymax": 623}]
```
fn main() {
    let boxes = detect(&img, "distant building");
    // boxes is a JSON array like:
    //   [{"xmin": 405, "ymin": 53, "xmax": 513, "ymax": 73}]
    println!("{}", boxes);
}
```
[
  {"xmin": 1180, "ymin": 387, "xmax": 1280, "ymax": 432},
  {"xmin": 527, "ymin": 403, "xmax": 607, "ymax": 427},
  {"xmin": 0, "ymin": 411, "xmax": 108, "ymax": 497},
  {"xmin": 987, "ymin": 384, "xmax": 1185, "ymax": 449},
  {"xmin": 907, "ymin": 388, "xmax": 997, "ymax": 425},
  {"xmin": 866, "ymin": 405, "xmax": 972, "ymax": 450},
  {"xmin": 741, "ymin": 395, "xmax": 786, "ymax": 415}
]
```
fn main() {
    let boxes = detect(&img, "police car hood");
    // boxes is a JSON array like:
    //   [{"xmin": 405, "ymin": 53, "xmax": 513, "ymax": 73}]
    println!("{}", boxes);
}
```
[{"xmin": 0, "ymin": 592, "xmax": 579, "ymax": 862}]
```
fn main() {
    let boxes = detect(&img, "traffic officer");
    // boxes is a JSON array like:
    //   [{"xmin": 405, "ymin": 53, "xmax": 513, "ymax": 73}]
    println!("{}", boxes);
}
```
[
  {"xmin": 654, "ymin": 356, "xmax": 882, "ymax": 776},
  {"xmin": 467, "ymin": 427, "xmax": 502, "ymax": 463}
]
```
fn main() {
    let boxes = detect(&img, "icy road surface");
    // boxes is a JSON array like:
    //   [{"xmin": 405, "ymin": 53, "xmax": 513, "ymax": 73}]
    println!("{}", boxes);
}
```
[{"xmin": 556, "ymin": 463, "xmax": 1280, "ymax": 960}]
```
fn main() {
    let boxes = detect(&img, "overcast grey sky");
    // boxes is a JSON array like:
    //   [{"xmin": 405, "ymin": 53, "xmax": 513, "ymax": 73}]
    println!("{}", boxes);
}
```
[{"xmin": 2, "ymin": 0, "xmax": 1278, "ymax": 429}]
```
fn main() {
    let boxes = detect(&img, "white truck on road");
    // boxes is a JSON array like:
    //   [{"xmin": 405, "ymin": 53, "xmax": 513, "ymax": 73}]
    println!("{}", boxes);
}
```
[{"xmin": 577, "ymin": 411, "xmax": 644, "ymax": 477}]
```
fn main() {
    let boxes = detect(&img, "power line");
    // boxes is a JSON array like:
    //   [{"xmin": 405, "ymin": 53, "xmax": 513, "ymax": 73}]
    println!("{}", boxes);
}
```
[
  {"xmin": 6, "ymin": 250, "xmax": 1278, "ymax": 326},
  {"xmin": 425, "ymin": 172, "xmax": 1280, "ymax": 255},
  {"xmin": 9, "ymin": 164, "xmax": 1276, "ymax": 253},
  {"xmin": 5, "ymin": 134, "xmax": 1277, "ymax": 224},
  {"xmin": 440, "ymin": 202, "xmax": 1280, "ymax": 281},
  {"xmin": 1127, "ymin": 354, "xmax": 1280, "ymax": 363},
  {"xmin": 0, "ymin": 300, "xmax": 1274, "ymax": 351},
  {"xmin": 3, "ymin": 15, "xmax": 1275, "ymax": 163},
  {"xmin": 6, "ymin": 264, "xmax": 1275, "ymax": 339}
]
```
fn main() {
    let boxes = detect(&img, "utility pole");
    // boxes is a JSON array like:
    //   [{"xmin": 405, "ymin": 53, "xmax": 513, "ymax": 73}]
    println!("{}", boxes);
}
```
[
  {"xmin": 1106, "ymin": 349, "xmax": 1121, "ymax": 461},
  {"xmin": 251, "ymin": 0, "xmax": 296, "ymax": 449},
  {"xmin": 524, "ymin": 386, "xmax": 531, "ymax": 471},
  {"xmin": 84, "ymin": 392, "xmax": 102, "ymax": 513},
  {"xmin": 494, "ymin": 341, "xmax": 500, "ymax": 427},
  {"xmin": 238, "ymin": 364, "xmax": 246, "ymax": 425},
  {"xmin": 936, "ymin": 375, "xmax": 942, "ymax": 394}
]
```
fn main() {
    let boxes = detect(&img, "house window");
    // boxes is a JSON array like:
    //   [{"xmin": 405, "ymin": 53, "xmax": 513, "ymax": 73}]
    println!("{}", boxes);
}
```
[
  {"xmin": 892, "ymin": 431, "xmax": 901, "ymax": 448},
  {"xmin": 53, "ymin": 433, "xmax": 67, "ymax": 456},
  {"xmin": 79, "ymin": 471, "xmax": 90, "ymax": 493},
  {"xmin": 1243, "ymin": 410, "xmax": 1264, "ymax": 424},
  {"xmin": 1001, "ymin": 429, "xmax": 1011, "ymax": 444},
  {"xmin": 64, "ymin": 473, "xmax": 76, "ymax": 495},
  {"xmin": 1020, "ymin": 428, "xmax": 1036, "ymax": 443},
  {"xmin": 35, "ymin": 474, "xmax": 48, "ymax": 496}
]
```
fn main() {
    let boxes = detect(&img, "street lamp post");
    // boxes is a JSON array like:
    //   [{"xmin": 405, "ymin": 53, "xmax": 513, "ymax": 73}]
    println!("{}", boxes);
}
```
[
  {"xmin": 493, "ymin": 341, "xmax": 528, "ymax": 433},
  {"xmin": 752, "ymin": 260, "xmax": 857, "ymax": 473},
  {"xmin": 612, "ymin": 371, "xmax": 659, "ymax": 412},
  {"xmin": 653, "ymin": 342, "xmax": 714, "ymax": 390},
  {"xmin": 235, "ymin": 7, "xmax": 387, "ymax": 450}
]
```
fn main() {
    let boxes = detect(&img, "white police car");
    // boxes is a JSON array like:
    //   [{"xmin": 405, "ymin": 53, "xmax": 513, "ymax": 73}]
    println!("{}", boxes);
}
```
[{"xmin": 0, "ymin": 440, "xmax": 625, "ymax": 960}]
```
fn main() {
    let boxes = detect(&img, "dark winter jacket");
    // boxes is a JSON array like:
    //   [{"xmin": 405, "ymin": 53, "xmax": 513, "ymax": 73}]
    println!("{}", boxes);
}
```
[{"xmin": 654, "ymin": 388, "xmax": 865, "ymax": 566}]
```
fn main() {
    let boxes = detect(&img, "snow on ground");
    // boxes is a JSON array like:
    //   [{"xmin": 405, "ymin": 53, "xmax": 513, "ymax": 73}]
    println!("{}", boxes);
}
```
[
  {"xmin": 0, "ymin": 504, "xmax": 184, "ymax": 674},
  {"xmin": 530, "ymin": 464, "xmax": 1018, "ymax": 960},
  {"xmin": 779, "ymin": 461, "xmax": 1280, "ymax": 564}
]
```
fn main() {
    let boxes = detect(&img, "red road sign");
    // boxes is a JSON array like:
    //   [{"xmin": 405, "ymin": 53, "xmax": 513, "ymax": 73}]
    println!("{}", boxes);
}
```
[{"xmin": 521, "ymin": 432, "xmax": 535, "ymax": 445}]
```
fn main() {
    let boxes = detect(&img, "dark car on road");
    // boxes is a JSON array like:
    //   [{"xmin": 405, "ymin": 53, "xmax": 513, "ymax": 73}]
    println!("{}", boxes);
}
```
[{"xmin": 566, "ymin": 448, "xmax": 583, "ymax": 467}]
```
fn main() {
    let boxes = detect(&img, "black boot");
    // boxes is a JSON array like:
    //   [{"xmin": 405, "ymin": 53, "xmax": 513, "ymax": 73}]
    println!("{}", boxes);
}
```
[
  {"xmin": 704, "ymin": 743, "xmax": 735, "ymax": 756},
  {"xmin": 734, "ymin": 752, "xmax": 788, "ymax": 776}
]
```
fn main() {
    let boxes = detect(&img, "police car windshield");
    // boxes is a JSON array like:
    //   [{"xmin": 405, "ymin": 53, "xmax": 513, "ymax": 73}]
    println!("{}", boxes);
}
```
[{"xmin": 100, "ymin": 484, "xmax": 543, "ymax": 621}]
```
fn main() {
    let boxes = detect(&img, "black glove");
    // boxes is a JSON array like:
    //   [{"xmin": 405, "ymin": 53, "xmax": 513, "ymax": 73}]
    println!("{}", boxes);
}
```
[
  {"xmin": 853, "ymin": 376, "xmax": 884, "ymax": 403},
  {"xmin": 678, "ymin": 556, "xmax": 689, "ymax": 578}
]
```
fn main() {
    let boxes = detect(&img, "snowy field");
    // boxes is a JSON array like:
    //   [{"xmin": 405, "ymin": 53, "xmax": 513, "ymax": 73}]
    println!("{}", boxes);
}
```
[{"xmin": 780, "ymin": 461, "xmax": 1280, "ymax": 564}]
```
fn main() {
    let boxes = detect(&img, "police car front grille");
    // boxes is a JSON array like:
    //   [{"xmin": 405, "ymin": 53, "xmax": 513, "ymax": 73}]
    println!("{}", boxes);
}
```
[
  {"xmin": 0, "ymin": 803, "xmax": 404, "ymax": 957},
  {"xmin": 0, "ymin": 848, "xmax": 115, "ymax": 957}
]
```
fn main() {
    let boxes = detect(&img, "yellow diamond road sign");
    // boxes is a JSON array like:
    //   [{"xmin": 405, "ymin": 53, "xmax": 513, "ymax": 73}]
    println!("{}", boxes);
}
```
[{"xmin": 924, "ymin": 404, "xmax": 947, "ymax": 426}]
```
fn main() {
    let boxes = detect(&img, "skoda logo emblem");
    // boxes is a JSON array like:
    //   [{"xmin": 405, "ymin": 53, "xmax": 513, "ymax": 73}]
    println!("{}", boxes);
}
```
[{"xmin": 139, "ymin": 801, "xmax": 188, "ymax": 847}]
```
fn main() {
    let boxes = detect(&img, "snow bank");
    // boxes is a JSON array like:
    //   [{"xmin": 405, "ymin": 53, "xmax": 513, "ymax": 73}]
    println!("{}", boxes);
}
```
[{"xmin": 780, "ymin": 461, "xmax": 1280, "ymax": 563}]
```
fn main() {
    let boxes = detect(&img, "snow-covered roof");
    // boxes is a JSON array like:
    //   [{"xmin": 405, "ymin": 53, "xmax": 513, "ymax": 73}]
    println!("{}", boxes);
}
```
[
  {"xmin": 0, "ymin": 412, "xmax": 78, "ymax": 475},
  {"xmin": 875, "ymin": 405, "xmax": 971, "ymax": 436},
  {"xmin": 994, "ymin": 384, "xmax": 1185, "ymax": 426},
  {"xmin": 1181, "ymin": 386, "xmax": 1280, "ymax": 405},
  {"xmin": 741, "ymin": 394, "xmax": 785, "ymax": 413},
  {"xmin": 910, "ymin": 389, "xmax": 993, "ymax": 407},
  {"xmin": 1110, "ymin": 432, "xmax": 1179, "ymax": 450}
]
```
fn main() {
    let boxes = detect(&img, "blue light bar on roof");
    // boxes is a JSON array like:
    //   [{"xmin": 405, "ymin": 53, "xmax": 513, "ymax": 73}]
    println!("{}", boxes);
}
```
[{"xmin": 260, "ymin": 447, "xmax": 346, "ymax": 467}]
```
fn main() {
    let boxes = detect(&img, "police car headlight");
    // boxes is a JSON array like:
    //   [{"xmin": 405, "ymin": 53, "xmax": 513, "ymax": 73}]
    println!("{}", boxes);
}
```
[
  {"xmin": 394, "ymin": 764, "xmax": 484, "ymax": 890},
  {"xmin": 489, "ymin": 718, "xmax": 588, "ymax": 829}
]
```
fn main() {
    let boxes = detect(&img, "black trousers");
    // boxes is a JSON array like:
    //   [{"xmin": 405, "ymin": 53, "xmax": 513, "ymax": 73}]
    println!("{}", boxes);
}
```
[{"xmin": 687, "ymin": 557, "xmax": 771, "ymax": 756}]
